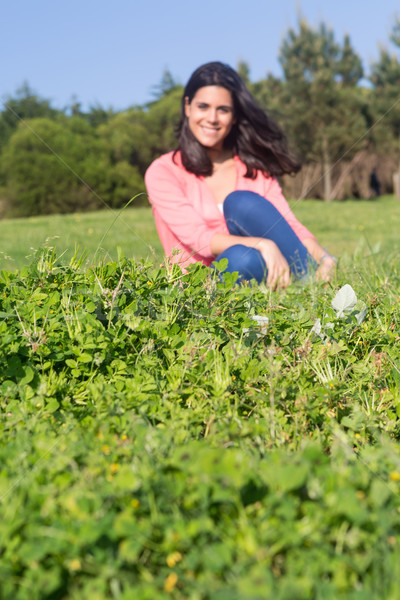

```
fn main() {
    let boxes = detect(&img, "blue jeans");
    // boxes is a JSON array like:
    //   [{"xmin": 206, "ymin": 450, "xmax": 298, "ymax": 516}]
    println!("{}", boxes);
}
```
[{"xmin": 215, "ymin": 190, "xmax": 314, "ymax": 283}]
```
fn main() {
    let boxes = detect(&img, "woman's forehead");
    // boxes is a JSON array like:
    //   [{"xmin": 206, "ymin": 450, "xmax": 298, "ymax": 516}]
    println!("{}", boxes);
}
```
[{"xmin": 191, "ymin": 86, "xmax": 233, "ymax": 105}]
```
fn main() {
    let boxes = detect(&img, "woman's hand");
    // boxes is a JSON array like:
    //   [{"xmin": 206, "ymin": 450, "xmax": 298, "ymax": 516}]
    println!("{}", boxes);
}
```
[
  {"xmin": 316, "ymin": 255, "xmax": 336, "ymax": 282},
  {"xmin": 258, "ymin": 239, "xmax": 291, "ymax": 290}
]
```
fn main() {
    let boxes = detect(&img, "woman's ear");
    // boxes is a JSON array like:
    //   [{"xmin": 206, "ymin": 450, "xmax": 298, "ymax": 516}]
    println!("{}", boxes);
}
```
[{"xmin": 184, "ymin": 97, "xmax": 190, "ymax": 118}]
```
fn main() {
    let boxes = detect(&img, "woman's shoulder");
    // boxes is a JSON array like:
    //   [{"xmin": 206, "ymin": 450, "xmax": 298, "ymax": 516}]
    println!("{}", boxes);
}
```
[{"xmin": 145, "ymin": 151, "xmax": 184, "ymax": 180}]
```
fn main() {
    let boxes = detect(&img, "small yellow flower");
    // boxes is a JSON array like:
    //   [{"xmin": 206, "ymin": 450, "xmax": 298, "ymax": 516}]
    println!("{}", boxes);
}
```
[
  {"xmin": 147, "ymin": 281, "xmax": 152, "ymax": 286},
  {"xmin": 121, "ymin": 434, "xmax": 127, "ymax": 441},
  {"xmin": 102, "ymin": 444, "xmax": 111, "ymax": 455},
  {"xmin": 110, "ymin": 463, "xmax": 118, "ymax": 474},
  {"xmin": 164, "ymin": 572, "xmax": 178, "ymax": 593},
  {"xmin": 131, "ymin": 498, "xmax": 140, "ymax": 509},
  {"xmin": 389, "ymin": 471, "xmax": 400, "ymax": 482},
  {"xmin": 67, "ymin": 558, "xmax": 81, "ymax": 571},
  {"xmin": 166, "ymin": 552, "xmax": 182, "ymax": 567}
]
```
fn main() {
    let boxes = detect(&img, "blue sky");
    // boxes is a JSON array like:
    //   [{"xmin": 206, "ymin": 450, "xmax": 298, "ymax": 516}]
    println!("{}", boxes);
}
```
[{"xmin": 1, "ymin": 0, "xmax": 399, "ymax": 112}]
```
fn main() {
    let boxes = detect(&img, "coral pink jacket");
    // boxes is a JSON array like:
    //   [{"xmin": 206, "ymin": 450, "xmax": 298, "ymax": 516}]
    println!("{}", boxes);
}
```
[{"xmin": 145, "ymin": 151, "xmax": 315, "ymax": 267}]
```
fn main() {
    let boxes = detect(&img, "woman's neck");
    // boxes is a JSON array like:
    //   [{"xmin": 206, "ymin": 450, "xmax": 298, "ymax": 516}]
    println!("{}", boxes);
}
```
[{"xmin": 206, "ymin": 147, "xmax": 234, "ymax": 168}]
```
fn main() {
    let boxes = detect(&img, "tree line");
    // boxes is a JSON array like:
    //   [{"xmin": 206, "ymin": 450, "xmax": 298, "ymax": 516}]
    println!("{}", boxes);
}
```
[{"xmin": 1, "ymin": 17, "xmax": 399, "ymax": 217}]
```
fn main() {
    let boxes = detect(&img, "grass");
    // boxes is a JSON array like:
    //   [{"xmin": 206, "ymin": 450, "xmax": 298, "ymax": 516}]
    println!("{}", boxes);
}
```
[
  {"xmin": 2, "ymin": 200, "xmax": 400, "ymax": 597},
  {"xmin": 293, "ymin": 195, "xmax": 400, "ymax": 257},
  {"xmin": 0, "ymin": 195, "xmax": 399, "ymax": 271},
  {"xmin": 1, "ymin": 244, "xmax": 400, "ymax": 598},
  {"xmin": 0, "ymin": 206, "xmax": 163, "ymax": 270}
]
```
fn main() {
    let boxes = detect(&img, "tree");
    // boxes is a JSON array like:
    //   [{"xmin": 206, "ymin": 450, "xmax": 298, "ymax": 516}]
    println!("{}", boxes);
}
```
[
  {"xmin": 0, "ymin": 82, "xmax": 59, "ymax": 149},
  {"xmin": 278, "ymin": 19, "xmax": 366, "ymax": 200},
  {"xmin": 237, "ymin": 60, "xmax": 251, "ymax": 86},
  {"xmin": 99, "ymin": 86, "xmax": 182, "ymax": 178},
  {"xmin": 150, "ymin": 69, "xmax": 180, "ymax": 100},
  {"xmin": 1, "ymin": 116, "xmax": 143, "ymax": 216},
  {"xmin": 370, "ymin": 18, "xmax": 400, "ymax": 166},
  {"xmin": 390, "ymin": 15, "xmax": 400, "ymax": 47}
]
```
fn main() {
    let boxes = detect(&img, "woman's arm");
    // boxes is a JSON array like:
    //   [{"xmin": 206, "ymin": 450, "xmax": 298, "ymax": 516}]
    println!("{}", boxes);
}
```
[
  {"xmin": 145, "ymin": 158, "xmax": 224, "ymax": 260},
  {"xmin": 302, "ymin": 238, "xmax": 337, "ymax": 282}
]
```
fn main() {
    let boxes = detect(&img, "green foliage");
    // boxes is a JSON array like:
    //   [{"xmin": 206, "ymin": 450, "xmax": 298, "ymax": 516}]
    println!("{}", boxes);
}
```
[
  {"xmin": 1, "ymin": 246, "xmax": 400, "ymax": 598},
  {"xmin": 150, "ymin": 69, "xmax": 181, "ymax": 100},
  {"xmin": 369, "ymin": 24, "xmax": 400, "ymax": 159},
  {"xmin": 390, "ymin": 16, "xmax": 400, "ymax": 48},
  {"xmin": 278, "ymin": 19, "xmax": 366, "ymax": 200},
  {"xmin": 0, "ymin": 82, "xmax": 60, "ymax": 148},
  {"xmin": 1, "ymin": 116, "xmax": 144, "ymax": 216}
]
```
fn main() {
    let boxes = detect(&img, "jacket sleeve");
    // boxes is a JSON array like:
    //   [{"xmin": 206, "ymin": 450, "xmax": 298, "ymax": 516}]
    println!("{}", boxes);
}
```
[
  {"xmin": 264, "ymin": 177, "xmax": 316, "ymax": 242},
  {"xmin": 145, "ymin": 159, "xmax": 224, "ymax": 258}
]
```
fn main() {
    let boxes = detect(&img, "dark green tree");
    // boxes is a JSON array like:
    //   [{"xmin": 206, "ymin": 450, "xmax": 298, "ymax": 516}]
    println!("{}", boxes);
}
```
[
  {"xmin": 0, "ymin": 82, "xmax": 59, "ymax": 148},
  {"xmin": 237, "ymin": 60, "xmax": 251, "ymax": 86},
  {"xmin": 1, "ymin": 116, "xmax": 143, "ymax": 216},
  {"xmin": 99, "ymin": 86, "xmax": 182, "ymax": 178},
  {"xmin": 151, "ymin": 69, "xmax": 180, "ymax": 100},
  {"xmin": 390, "ymin": 15, "xmax": 400, "ymax": 47},
  {"xmin": 278, "ymin": 19, "xmax": 366, "ymax": 200},
  {"xmin": 370, "ymin": 18, "xmax": 400, "ymax": 165}
]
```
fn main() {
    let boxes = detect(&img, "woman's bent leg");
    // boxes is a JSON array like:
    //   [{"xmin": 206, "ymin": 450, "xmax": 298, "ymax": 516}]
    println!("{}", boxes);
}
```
[
  {"xmin": 215, "ymin": 244, "xmax": 266, "ymax": 283},
  {"xmin": 223, "ymin": 190, "xmax": 315, "ymax": 278}
]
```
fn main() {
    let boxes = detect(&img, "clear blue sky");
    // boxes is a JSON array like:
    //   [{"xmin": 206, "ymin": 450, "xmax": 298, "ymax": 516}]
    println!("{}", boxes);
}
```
[{"xmin": 1, "ymin": 0, "xmax": 399, "ymax": 112}]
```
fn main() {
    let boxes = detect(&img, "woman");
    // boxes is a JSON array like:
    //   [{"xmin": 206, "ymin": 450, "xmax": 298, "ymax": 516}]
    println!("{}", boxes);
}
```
[{"xmin": 145, "ymin": 62, "xmax": 336, "ymax": 288}]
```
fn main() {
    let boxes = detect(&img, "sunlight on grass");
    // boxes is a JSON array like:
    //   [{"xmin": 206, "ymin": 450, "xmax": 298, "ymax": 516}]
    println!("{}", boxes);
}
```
[
  {"xmin": 0, "ymin": 195, "xmax": 399, "ymax": 270},
  {"xmin": 0, "ymin": 206, "xmax": 163, "ymax": 270}
]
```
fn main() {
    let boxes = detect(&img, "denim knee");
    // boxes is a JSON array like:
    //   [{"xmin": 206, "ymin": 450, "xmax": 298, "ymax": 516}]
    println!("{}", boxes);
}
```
[
  {"xmin": 216, "ymin": 244, "xmax": 266, "ymax": 283},
  {"xmin": 224, "ymin": 191, "xmax": 270, "ymax": 220}
]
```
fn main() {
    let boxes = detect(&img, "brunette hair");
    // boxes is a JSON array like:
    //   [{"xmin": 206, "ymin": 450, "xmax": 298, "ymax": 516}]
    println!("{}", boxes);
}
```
[{"xmin": 174, "ymin": 61, "xmax": 301, "ymax": 178}]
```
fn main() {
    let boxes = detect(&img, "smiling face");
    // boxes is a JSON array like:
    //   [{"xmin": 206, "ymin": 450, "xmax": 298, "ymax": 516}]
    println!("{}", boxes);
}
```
[{"xmin": 184, "ymin": 86, "xmax": 236, "ymax": 152}]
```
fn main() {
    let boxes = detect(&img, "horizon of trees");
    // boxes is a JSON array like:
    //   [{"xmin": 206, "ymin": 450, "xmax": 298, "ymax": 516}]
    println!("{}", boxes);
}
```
[{"xmin": 0, "ymin": 16, "xmax": 399, "ymax": 218}]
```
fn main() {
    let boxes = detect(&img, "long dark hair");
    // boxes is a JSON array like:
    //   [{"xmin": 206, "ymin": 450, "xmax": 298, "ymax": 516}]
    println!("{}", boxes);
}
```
[{"xmin": 174, "ymin": 61, "xmax": 301, "ymax": 178}]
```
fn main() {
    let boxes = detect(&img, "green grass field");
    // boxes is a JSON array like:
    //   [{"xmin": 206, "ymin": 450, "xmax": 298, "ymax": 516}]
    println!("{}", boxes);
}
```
[
  {"xmin": 2, "ymin": 196, "xmax": 400, "ymax": 597},
  {"xmin": 1, "ymin": 195, "xmax": 399, "ymax": 271}
]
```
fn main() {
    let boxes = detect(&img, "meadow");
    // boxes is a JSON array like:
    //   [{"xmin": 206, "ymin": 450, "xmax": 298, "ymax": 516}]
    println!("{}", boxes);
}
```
[
  {"xmin": 1, "ymin": 195, "xmax": 400, "ymax": 270},
  {"xmin": 1, "ymin": 196, "xmax": 400, "ymax": 599}
]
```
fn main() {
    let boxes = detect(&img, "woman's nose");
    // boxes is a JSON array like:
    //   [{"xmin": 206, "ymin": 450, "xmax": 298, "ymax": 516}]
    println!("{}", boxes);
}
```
[{"xmin": 207, "ymin": 108, "xmax": 218, "ymax": 123}]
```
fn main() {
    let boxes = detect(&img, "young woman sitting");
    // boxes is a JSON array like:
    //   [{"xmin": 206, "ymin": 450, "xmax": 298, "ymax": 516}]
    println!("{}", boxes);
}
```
[{"xmin": 145, "ymin": 62, "xmax": 336, "ymax": 288}]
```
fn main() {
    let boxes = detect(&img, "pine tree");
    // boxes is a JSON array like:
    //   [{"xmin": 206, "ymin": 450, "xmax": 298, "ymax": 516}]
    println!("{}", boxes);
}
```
[
  {"xmin": 278, "ymin": 19, "xmax": 366, "ymax": 200},
  {"xmin": 370, "ymin": 18, "xmax": 400, "ymax": 166}
]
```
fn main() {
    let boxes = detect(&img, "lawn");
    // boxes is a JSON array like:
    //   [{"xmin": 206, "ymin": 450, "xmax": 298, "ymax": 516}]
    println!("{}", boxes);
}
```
[
  {"xmin": 1, "ymin": 195, "xmax": 400, "ymax": 598},
  {"xmin": 1, "ymin": 195, "xmax": 399, "ymax": 271}
]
